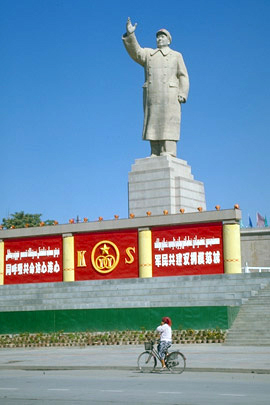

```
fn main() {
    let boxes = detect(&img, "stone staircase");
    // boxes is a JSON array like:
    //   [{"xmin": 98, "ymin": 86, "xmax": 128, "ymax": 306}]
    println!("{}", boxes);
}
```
[
  {"xmin": 0, "ymin": 273, "xmax": 270, "ymax": 312},
  {"xmin": 225, "ymin": 283, "xmax": 270, "ymax": 345}
]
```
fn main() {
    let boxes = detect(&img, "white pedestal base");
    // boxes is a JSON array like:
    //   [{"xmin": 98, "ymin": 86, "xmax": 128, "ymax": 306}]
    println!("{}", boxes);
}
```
[{"xmin": 128, "ymin": 156, "xmax": 206, "ymax": 217}]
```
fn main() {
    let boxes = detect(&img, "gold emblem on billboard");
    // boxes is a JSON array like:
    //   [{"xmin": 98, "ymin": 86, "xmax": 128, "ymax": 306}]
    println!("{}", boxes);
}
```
[
  {"xmin": 91, "ymin": 240, "xmax": 120, "ymax": 273},
  {"xmin": 77, "ymin": 250, "xmax": 87, "ymax": 267},
  {"xmin": 125, "ymin": 247, "xmax": 135, "ymax": 264}
]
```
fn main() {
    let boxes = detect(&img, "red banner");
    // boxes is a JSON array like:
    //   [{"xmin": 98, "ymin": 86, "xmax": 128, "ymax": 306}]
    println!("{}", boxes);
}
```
[
  {"xmin": 4, "ymin": 236, "xmax": 63, "ymax": 284},
  {"xmin": 152, "ymin": 223, "xmax": 223, "ymax": 277},
  {"xmin": 75, "ymin": 230, "xmax": 138, "ymax": 280}
]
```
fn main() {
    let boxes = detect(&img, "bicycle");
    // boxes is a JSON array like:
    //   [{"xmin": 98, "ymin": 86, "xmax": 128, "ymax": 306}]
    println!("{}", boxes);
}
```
[{"xmin": 137, "ymin": 340, "xmax": 186, "ymax": 373}]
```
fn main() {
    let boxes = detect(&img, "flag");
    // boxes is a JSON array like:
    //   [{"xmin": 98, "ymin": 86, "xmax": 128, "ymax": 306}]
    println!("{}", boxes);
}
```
[
  {"xmin": 256, "ymin": 212, "xmax": 265, "ymax": 227},
  {"xmin": 240, "ymin": 219, "xmax": 244, "ymax": 228},
  {"xmin": 248, "ymin": 215, "xmax": 253, "ymax": 227},
  {"xmin": 265, "ymin": 215, "xmax": 268, "ymax": 227}
]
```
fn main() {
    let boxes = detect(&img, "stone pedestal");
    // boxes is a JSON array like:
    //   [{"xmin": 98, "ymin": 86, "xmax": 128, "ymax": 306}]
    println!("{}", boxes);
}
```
[{"xmin": 128, "ymin": 156, "xmax": 206, "ymax": 217}]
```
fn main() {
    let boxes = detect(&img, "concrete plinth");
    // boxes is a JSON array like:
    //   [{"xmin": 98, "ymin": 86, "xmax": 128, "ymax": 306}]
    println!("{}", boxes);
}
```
[{"xmin": 128, "ymin": 155, "xmax": 206, "ymax": 217}]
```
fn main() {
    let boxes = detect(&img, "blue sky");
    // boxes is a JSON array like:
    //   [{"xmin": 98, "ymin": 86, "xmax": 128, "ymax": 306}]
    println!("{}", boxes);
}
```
[{"xmin": 1, "ymin": 0, "xmax": 269, "ymax": 227}]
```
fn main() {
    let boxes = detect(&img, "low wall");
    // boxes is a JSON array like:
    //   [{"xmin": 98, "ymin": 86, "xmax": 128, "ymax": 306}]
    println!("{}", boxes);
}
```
[{"xmin": 241, "ymin": 228, "xmax": 270, "ymax": 267}]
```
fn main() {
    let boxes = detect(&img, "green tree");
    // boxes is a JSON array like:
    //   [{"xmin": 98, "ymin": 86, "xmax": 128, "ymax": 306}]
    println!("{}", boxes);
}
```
[{"xmin": 1, "ymin": 211, "xmax": 55, "ymax": 229}]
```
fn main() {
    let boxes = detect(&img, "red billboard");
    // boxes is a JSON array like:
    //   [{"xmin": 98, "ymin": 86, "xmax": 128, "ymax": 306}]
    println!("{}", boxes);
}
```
[
  {"xmin": 4, "ymin": 236, "xmax": 63, "ymax": 284},
  {"xmin": 74, "ymin": 229, "xmax": 138, "ymax": 280},
  {"xmin": 152, "ymin": 223, "xmax": 223, "ymax": 277}
]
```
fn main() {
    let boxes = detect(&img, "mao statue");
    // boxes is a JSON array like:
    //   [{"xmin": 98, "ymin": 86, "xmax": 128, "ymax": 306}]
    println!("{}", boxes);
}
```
[{"xmin": 122, "ymin": 18, "xmax": 189, "ymax": 157}]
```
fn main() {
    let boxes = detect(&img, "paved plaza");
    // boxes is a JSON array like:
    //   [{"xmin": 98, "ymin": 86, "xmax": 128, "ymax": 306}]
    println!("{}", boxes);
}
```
[{"xmin": 0, "ymin": 343, "xmax": 269, "ymax": 373}]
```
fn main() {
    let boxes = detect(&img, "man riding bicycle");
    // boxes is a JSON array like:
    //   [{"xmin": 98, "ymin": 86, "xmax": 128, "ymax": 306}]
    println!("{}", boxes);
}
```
[{"xmin": 156, "ymin": 317, "xmax": 172, "ymax": 370}]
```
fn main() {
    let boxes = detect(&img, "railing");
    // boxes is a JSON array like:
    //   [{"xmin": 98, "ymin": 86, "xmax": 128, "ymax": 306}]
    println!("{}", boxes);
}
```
[{"xmin": 242, "ymin": 264, "xmax": 270, "ymax": 273}]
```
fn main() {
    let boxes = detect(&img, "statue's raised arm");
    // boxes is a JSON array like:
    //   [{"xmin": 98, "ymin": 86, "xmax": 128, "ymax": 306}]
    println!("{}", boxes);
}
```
[{"xmin": 126, "ymin": 17, "xmax": 137, "ymax": 35}]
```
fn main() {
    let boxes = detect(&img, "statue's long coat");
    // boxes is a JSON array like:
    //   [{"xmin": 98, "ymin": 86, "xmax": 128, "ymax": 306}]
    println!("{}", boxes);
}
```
[{"xmin": 123, "ymin": 33, "xmax": 189, "ymax": 141}]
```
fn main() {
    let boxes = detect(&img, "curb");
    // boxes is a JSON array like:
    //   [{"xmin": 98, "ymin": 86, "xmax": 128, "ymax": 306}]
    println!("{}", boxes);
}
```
[{"xmin": 0, "ymin": 365, "xmax": 269, "ymax": 374}]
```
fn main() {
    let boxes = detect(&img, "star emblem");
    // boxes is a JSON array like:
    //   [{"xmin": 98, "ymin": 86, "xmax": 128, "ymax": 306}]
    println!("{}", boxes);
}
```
[{"xmin": 100, "ymin": 244, "xmax": 110, "ymax": 255}]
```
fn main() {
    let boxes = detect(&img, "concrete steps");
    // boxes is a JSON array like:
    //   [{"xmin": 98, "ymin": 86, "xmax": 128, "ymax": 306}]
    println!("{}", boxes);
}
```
[
  {"xmin": 225, "ymin": 283, "xmax": 270, "ymax": 345},
  {"xmin": 0, "ymin": 273, "xmax": 270, "ymax": 313},
  {"xmin": 0, "ymin": 282, "xmax": 265, "ymax": 296},
  {"xmin": 0, "ymin": 300, "xmax": 246, "ymax": 312},
  {"xmin": 0, "ymin": 289, "xmax": 261, "ymax": 301}
]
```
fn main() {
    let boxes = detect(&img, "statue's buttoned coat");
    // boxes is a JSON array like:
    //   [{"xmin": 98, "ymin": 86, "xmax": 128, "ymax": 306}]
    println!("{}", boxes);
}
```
[{"xmin": 123, "ymin": 32, "xmax": 189, "ymax": 141}]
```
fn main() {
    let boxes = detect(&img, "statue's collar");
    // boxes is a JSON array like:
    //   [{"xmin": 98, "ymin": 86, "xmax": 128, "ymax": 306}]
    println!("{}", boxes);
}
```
[
  {"xmin": 150, "ymin": 47, "xmax": 171, "ymax": 56},
  {"xmin": 150, "ymin": 46, "xmax": 171, "ymax": 56}
]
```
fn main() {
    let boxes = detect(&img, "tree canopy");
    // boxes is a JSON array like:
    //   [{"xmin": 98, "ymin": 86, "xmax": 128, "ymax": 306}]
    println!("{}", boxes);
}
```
[{"xmin": 1, "ymin": 211, "xmax": 55, "ymax": 229}]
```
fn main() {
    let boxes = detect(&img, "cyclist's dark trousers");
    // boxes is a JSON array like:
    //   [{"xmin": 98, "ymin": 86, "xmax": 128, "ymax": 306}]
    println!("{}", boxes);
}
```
[{"xmin": 158, "ymin": 341, "xmax": 171, "ymax": 360}]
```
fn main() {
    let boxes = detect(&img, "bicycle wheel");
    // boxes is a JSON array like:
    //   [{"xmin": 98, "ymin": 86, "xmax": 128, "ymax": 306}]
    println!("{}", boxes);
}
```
[
  {"xmin": 166, "ymin": 351, "xmax": 186, "ymax": 374},
  {"xmin": 137, "ymin": 351, "xmax": 157, "ymax": 372}
]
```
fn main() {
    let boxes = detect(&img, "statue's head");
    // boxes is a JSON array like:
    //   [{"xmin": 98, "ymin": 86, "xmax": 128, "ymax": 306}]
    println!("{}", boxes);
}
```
[{"xmin": 156, "ymin": 29, "xmax": 172, "ymax": 48}]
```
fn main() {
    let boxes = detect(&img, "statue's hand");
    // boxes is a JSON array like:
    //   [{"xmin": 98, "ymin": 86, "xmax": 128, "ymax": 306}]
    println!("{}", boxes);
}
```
[
  {"xmin": 126, "ymin": 17, "xmax": 137, "ymax": 35},
  {"xmin": 178, "ymin": 96, "xmax": 186, "ymax": 104}
]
